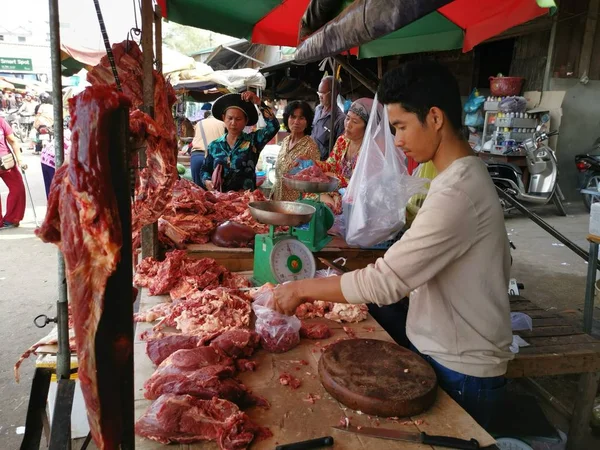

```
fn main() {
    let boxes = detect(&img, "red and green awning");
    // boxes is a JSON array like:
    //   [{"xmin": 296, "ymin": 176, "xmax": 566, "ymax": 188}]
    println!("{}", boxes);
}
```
[
  {"xmin": 156, "ymin": 0, "xmax": 310, "ymax": 47},
  {"xmin": 156, "ymin": 0, "xmax": 556, "ymax": 59}
]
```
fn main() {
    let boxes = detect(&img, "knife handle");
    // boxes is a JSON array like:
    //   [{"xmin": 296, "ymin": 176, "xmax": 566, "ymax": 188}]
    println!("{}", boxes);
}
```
[
  {"xmin": 421, "ymin": 432, "xmax": 480, "ymax": 449},
  {"xmin": 275, "ymin": 436, "xmax": 334, "ymax": 450}
]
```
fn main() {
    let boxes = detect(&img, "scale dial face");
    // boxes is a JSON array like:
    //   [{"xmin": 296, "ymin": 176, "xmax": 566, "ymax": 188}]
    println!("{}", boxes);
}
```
[{"xmin": 270, "ymin": 238, "xmax": 316, "ymax": 283}]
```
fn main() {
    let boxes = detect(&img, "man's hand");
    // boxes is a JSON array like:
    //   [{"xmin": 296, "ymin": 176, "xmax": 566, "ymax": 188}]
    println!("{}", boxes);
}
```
[
  {"xmin": 273, "ymin": 282, "xmax": 305, "ymax": 316},
  {"xmin": 241, "ymin": 91, "xmax": 261, "ymax": 105},
  {"xmin": 204, "ymin": 180, "xmax": 214, "ymax": 190},
  {"xmin": 19, "ymin": 162, "xmax": 28, "ymax": 171}
]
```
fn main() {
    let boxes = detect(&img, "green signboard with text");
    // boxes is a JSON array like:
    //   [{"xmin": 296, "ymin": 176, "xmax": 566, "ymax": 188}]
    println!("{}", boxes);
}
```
[{"xmin": 0, "ymin": 57, "xmax": 33, "ymax": 71}]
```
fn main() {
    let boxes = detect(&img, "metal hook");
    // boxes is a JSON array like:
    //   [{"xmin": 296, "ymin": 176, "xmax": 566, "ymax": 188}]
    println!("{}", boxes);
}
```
[{"xmin": 34, "ymin": 314, "xmax": 57, "ymax": 328}]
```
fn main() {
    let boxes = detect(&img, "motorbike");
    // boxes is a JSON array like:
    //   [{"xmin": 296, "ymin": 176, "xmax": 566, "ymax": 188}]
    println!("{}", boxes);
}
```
[
  {"xmin": 0, "ymin": 108, "xmax": 25, "ymax": 141},
  {"xmin": 35, "ymin": 125, "xmax": 53, "ymax": 154},
  {"xmin": 486, "ymin": 127, "xmax": 567, "ymax": 216},
  {"xmin": 575, "ymin": 138, "xmax": 600, "ymax": 211}
]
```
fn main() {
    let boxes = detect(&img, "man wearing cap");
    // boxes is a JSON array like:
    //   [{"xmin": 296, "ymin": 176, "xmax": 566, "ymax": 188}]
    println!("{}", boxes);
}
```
[
  {"xmin": 201, "ymin": 91, "xmax": 279, "ymax": 192},
  {"xmin": 190, "ymin": 104, "xmax": 225, "ymax": 186}
]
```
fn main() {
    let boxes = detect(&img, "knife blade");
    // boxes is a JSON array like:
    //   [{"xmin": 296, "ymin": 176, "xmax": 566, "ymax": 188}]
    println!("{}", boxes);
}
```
[
  {"xmin": 318, "ymin": 257, "xmax": 350, "ymax": 273},
  {"xmin": 332, "ymin": 425, "xmax": 480, "ymax": 449}
]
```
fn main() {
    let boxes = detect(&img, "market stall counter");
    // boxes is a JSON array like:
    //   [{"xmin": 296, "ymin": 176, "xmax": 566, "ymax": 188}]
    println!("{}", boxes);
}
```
[
  {"xmin": 134, "ymin": 288, "xmax": 497, "ymax": 449},
  {"xmin": 185, "ymin": 236, "xmax": 386, "ymax": 273}
]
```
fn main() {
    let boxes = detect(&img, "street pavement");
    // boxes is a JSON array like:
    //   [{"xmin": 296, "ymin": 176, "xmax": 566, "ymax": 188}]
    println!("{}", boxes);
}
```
[{"xmin": 0, "ymin": 149, "xmax": 598, "ymax": 448}]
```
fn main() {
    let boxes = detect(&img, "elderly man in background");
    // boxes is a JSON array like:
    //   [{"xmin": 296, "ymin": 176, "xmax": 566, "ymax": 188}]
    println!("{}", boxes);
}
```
[{"xmin": 311, "ymin": 76, "xmax": 345, "ymax": 161}]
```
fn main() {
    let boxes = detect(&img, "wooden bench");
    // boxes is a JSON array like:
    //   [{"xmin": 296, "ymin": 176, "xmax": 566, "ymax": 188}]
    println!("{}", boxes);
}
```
[{"xmin": 507, "ymin": 295, "xmax": 600, "ymax": 450}]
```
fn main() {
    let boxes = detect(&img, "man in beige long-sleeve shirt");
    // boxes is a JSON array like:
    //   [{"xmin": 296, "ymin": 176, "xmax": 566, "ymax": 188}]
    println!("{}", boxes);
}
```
[{"xmin": 272, "ymin": 61, "xmax": 513, "ymax": 428}]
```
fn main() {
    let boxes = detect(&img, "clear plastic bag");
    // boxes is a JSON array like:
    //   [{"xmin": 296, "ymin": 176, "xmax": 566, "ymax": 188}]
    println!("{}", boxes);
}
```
[
  {"xmin": 511, "ymin": 312, "xmax": 533, "ymax": 331},
  {"xmin": 343, "ymin": 95, "xmax": 428, "ymax": 247},
  {"xmin": 252, "ymin": 290, "xmax": 301, "ymax": 353}
]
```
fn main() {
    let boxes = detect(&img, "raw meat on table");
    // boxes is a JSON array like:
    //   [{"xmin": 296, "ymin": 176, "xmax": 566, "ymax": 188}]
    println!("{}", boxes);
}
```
[
  {"xmin": 300, "ymin": 322, "xmax": 332, "ymax": 339},
  {"xmin": 134, "ymin": 302, "xmax": 172, "ymax": 323},
  {"xmin": 135, "ymin": 394, "xmax": 271, "ymax": 449},
  {"xmin": 286, "ymin": 165, "xmax": 330, "ymax": 183},
  {"xmin": 134, "ymin": 250, "xmax": 251, "ymax": 298},
  {"xmin": 210, "ymin": 329, "xmax": 261, "ymax": 359},
  {"xmin": 325, "ymin": 303, "xmax": 369, "ymax": 323},
  {"xmin": 36, "ymin": 85, "xmax": 131, "ymax": 450},
  {"xmin": 211, "ymin": 220, "xmax": 256, "ymax": 248},
  {"xmin": 156, "ymin": 288, "xmax": 252, "ymax": 337},
  {"xmin": 144, "ymin": 360, "xmax": 267, "ymax": 408},
  {"xmin": 279, "ymin": 372, "xmax": 302, "ymax": 389},
  {"xmin": 146, "ymin": 334, "xmax": 201, "ymax": 366}
]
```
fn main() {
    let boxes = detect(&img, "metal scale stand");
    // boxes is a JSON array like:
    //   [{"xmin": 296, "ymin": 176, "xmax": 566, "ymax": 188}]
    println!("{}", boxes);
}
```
[{"xmin": 251, "ymin": 176, "xmax": 339, "ymax": 285}]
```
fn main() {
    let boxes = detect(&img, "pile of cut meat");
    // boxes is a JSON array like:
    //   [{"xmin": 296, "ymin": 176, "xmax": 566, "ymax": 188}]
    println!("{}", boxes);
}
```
[
  {"xmin": 286, "ymin": 165, "xmax": 330, "ymax": 183},
  {"xmin": 134, "ymin": 249, "xmax": 251, "ymax": 300},
  {"xmin": 136, "ymin": 329, "xmax": 272, "ymax": 448},
  {"xmin": 143, "ymin": 179, "xmax": 269, "ymax": 249},
  {"xmin": 296, "ymin": 301, "xmax": 368, "ymax": 323}
]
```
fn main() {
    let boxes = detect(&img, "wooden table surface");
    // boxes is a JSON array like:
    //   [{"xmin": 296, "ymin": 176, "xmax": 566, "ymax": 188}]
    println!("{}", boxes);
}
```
[
  {"xmin": 507, "ymin": 295, "xmax": 600, "ymax": 378},
  {"xmin": 134, "ymin": 289, "xmax": 496, "ymax": 449}
]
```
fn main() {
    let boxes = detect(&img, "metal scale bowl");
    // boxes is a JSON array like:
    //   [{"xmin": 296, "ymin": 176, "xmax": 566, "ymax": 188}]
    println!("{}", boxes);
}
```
[{"xmin": 249, "ymin": 176, "xmax": 339, "ymax": 285}]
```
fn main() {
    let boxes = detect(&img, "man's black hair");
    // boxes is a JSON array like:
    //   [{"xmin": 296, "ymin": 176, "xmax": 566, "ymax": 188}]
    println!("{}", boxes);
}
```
[
  {"xmin": 283, "ymin": 100, "xmax": 314, "ymax": 135},
  {"xmin": 377, "ymin": 60, "xmax": 463, "ymax": 133}
]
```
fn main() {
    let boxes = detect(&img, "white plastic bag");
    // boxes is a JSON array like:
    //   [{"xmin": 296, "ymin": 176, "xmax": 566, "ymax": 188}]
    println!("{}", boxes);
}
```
[
  {"xmin": 252, "ymin": 289, "xmax": 301, "ymax": 353},
  {"xmin": 343, "ymin": 95, "xmax": 428, "ymax": 247}
]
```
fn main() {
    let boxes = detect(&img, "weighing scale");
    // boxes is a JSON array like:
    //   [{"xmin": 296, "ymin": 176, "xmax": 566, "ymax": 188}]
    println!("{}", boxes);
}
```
[{"xmin": 249, "ymin": 176, "xmax": 339, "ymax": 285}]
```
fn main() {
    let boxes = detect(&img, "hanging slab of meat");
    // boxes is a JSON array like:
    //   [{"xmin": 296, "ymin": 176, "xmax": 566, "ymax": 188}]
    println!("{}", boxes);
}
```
[
  {"xmin": 211, "ymin": 221, "xmax": 257, "ymax": 248},
  {"xmin": 88, "ymin": 41, "xmax": 178, "ymax": 231},
  {"xmin": 135, "ymin": 394, "xmax": 271, "ymax": 449},
  {"xmin": 36, "ymin": 85, "xmax": 131, "ymax": 450}
]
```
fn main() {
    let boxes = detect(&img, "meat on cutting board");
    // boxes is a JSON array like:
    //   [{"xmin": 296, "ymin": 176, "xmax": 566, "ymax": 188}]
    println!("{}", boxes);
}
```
[
  {"xmin": 36, "ymin": 85, "xmax": 131, "ymax": 450},
  {"xmin": 135, "ymin": 393, "xmax": 271, "ymax": 449}
]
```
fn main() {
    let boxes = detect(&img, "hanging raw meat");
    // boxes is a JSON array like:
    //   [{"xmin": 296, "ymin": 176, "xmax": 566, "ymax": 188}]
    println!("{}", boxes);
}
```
[
  {"xmin": 36, "ymin": 85, "xmax": 131, "ymax": 450},
  {"xmin": 87, "ymin": 40, "xmax": 178, "ymax": 232}
]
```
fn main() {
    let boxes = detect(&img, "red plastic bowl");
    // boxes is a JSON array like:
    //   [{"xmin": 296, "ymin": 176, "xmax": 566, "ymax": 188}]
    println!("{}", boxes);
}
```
[{"xmin": 489, "ymin": 76, "xmax": 525, "ymax": 97}]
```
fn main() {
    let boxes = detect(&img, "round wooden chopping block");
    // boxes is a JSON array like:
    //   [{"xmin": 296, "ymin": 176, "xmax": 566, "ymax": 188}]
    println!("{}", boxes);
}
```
[{"xmin": 319, "ymin": 339, "xmax": 437, "ymax": 417}]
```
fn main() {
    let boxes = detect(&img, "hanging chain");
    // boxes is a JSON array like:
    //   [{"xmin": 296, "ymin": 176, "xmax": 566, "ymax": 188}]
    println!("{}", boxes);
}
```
[{"xmin": 92, "ymin": 0, "xmax": 122, "ymax": 91}]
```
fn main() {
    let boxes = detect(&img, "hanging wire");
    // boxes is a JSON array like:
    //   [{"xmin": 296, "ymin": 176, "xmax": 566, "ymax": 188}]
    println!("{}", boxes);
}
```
[
  {"xmin": 92, "ymin": 0, "xmax": 122, "ymax": 91},
  {"xmin": 127, "ymin": 0, "xmax": 142, "ymax": 47}
]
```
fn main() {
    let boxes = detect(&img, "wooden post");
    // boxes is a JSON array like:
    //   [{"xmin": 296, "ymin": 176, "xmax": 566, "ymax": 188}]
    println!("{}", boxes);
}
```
[
  {"xmin": 566, "ymin": 372, "xmax": 600, "ymax": 450},
  {"xmin": 578, "ymin": 0, "xmax": 600, "ymax": 78},
  {"xmin": 377, "ymin": 56, "xmax": 383, "ymax": 79},
  {"xmin": 141, "ymin": 0, "xmax": 158, "ymax": 259},
  {"xmin": 154, "ymin": 4, "xmax": 163, "ymax": 73}
]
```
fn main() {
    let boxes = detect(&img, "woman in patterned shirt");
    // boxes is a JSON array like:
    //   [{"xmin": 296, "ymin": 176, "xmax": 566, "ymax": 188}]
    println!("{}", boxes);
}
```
[
  {"xmin": 271, "ymin": 101, "xmax": 320, "ymax": 201},
  {"xmin": 201, "ymin": 92, "xmax": 279, "ymax": 192},
  {"xmin": 306, "ymin": 97, "xmax": 379, "ymax": 214}
]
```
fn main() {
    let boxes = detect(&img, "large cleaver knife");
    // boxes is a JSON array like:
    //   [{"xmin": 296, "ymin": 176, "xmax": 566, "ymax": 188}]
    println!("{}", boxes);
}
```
[{"xmin": 332, "ymin": 425, "xmax": 480, "ymax": 449}]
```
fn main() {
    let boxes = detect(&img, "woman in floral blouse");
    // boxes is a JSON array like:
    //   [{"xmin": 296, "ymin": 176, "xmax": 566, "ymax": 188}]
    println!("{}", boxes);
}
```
[
  {"xmin": 272, "ymin": 101, "xmax": 320, "ymax": 201},
  {"xmin": 306, "ymin": 97, "xmax": 379, "ymax": 214}
]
